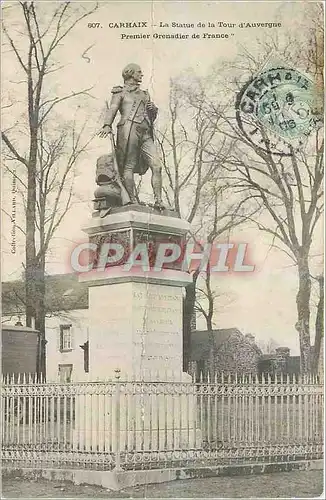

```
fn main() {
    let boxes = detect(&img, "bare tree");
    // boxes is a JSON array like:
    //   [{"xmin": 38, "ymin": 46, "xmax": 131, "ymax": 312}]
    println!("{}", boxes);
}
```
[
  {"xmin": 257, "ymin": 338, "xmax": 280, "ymax": 355},
  {"xmin": 312, "ymin": 274, "xmax": 324, "ymax": 374},
  {"xmin": 157, "ymin": 75, "xmax": 229, "ymax": 369},
  {"xmin": 216, "ymin": 127, "xmax": 323, "ymax": 373},
  {"xmin": 1, "ymin": 1, "xmax": 98, "ymax": 376},
  {"xmin": 157, "ymin": 76, "xmax": 256, "ymax": 369},
  {"xmin": 193, "ymin": 184, "xmax": 251, "ymax": 331},
  {"xmin": 157, "ymin": 74, "xmax": 231, "ymax": 220},
  {"xmin": 212, "ymin": 5, "xmax": 324, "ymax": 373},
  {"xmin": 161, "ymin": 4, "xmax": 323, "ymax": 373}
]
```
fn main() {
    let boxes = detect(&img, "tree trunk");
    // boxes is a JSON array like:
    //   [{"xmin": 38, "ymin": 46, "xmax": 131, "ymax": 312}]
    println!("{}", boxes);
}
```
[
  {"xmin": 183, "ymin": 270, "xmax": 199, "ymax": 371},
  {"xmin": 205, "ymin": 264, "xmax": 216, "ymax": 376},
  {"xmin": 205, "ymin": 264, "xmax": 214, "ymax": 331},
  {"xmin": 312, "ymin": 275, "xmax": 324, "ymax": 374},
  {"xmin": 295, "ymin": 252, "xmax": 312, "ymax": 373},
  {"xmin": 25, "ymin": 136, "xmax": 37, "ymax": 328},
  {"xmin": 206, "ymin": 317, "xmax": 213, "ymax": 331},
  {"xmin": 35, "ymin": 259, "xmax": 46, "ymax": 379}
]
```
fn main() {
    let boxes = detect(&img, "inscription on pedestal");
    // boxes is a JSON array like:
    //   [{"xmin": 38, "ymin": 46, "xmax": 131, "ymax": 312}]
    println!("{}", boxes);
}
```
[
  {"xmin": 132, "ymin": 283, "xmax": 183, "ymax": 374},
  {"xmin": 88, "ymin": 274, "xmax": 185, "ymax": 379}
]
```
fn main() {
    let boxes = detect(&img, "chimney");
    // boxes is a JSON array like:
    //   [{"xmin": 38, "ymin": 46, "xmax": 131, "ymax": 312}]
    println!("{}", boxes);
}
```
[
  {"xmin": 15, "ymin": 316, "xmax": 23, "ymax": 327},
  {"xmin": 275, "ymin": 347, "xmax": 290, "ymax": 358},
  {"xmin": 275, "ymin": 347, "xmax": 290, "ymax": 373}
]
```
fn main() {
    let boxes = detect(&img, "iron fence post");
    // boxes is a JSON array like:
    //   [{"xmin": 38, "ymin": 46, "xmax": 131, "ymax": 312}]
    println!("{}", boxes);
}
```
[{"xmin": 114, "ymin": 368, "xmax": 122, "ymax": 471}]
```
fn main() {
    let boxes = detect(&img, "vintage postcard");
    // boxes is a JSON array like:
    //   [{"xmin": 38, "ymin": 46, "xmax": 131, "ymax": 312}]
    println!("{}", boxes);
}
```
[{"xmin": 1, "ymin": 1, "xmax": 324, "ymax": 498}]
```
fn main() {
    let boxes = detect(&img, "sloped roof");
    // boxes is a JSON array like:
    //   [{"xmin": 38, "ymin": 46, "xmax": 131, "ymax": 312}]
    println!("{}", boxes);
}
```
[
  {"xmin": 2, "ymin": 273, "xmax": 88, "ymax": 316},
  {"xmin": 1, "ymin": 324, "xmax": 39, "ymax": 334},
  {"xmin": 191, "ymin": 328, "xmax": 243, "ymax": 361}
]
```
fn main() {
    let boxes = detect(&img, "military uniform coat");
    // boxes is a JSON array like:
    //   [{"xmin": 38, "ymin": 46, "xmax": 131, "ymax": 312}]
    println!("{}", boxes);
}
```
[{"xmin": 104, "ymin": 84, "xmax": 158, "ymax": 175}]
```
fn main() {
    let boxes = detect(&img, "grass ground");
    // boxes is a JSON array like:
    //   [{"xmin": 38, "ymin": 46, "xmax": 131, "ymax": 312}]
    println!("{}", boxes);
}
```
[{"xmin": 2, "ymin": 469, "xmax": 323, "ymax": 498}]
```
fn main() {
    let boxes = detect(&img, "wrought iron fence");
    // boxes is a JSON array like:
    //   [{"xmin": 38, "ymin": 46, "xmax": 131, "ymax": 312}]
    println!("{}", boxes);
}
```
[{"xmin": 1, "ymin": 372, "xmax": 323, "ymax": 470}]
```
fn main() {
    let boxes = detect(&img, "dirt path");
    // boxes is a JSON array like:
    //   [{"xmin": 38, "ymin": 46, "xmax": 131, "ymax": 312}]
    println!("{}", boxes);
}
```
[{"xmin": 2, "ymin": 470, "xmax": 323, "ymax": 498}]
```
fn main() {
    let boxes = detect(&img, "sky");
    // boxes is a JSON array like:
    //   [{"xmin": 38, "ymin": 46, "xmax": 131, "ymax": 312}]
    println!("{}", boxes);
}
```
[{"xmin": 1, "ymin": 1, "xmax": 324, "ymax": 354}]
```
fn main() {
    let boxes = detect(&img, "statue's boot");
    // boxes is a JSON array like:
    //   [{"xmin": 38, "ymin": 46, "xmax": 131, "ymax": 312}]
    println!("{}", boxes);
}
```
[
  {"xmin": 122, "ymin": 176, "xmax": 138, "ymax": 205},
  {"xmin": 154, "ymin": 198, "xmax": 165, "ymax": 211}
]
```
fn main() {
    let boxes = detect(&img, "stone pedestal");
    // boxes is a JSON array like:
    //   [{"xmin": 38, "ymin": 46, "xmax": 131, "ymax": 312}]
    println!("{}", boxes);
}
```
[
  {"xmin": 80, "ymin": 207, "xmax": 192, "ymax": 382},
  {"xmin": 73, "ymin": 207, "xmax": 200, "ymax": 452},
  {"xmin": 86, "ymin": 281, "xmax": 189, "ymax": 381}
]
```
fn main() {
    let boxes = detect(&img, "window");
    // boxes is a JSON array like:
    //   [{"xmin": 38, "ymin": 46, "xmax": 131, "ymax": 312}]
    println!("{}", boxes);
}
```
[
  {"xmin": 59, "ymin": 324, "xmax": 73, "ymax": 351},
  {"xmin": 58, "ymin": 364, "xmax": 73, "ymax": 383}
]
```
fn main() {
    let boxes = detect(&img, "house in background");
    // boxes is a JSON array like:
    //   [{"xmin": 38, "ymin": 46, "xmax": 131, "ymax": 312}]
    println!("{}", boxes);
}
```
[
  {"xmin": 258, "ymin": 347, "xmax": 301, "ymax": 376},
  {"xmin": 2, "ymin": 274, "xmax": 89, "ymax": 382},
  {"xmin": 258, "ymin": 345, "xmax": 324, "ymax": 377},
  {"xmin": 189, "ymin": 328, "xmax": 263, "ymax": 377},
  {"xmin": 3, "ymin": 274, "xmax": 316, "ymax": 381},
  {"xmin": 4, "ymin": 277, "xmax": 264, "ymax": 381},
  {"xmin": 1, "ymin": 324, "xmax": 39, "ymax": 377}
]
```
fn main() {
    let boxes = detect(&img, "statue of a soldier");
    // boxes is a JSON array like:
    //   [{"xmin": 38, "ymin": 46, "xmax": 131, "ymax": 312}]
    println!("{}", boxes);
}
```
[{"xmin": 98, "ymin": 63, "xmax": 164, "ymax": 210}]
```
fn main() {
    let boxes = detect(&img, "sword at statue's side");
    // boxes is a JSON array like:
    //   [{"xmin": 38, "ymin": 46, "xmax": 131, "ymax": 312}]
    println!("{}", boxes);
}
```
[{"xmin": 109, "ymin": 133, "xmax": 131, "ymax": 206}]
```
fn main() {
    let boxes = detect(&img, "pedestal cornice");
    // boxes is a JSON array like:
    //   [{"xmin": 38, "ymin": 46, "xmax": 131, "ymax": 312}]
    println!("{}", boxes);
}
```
[{"xmin": 83, "ymin": 210, "xmax": 191, "ymax": 236}]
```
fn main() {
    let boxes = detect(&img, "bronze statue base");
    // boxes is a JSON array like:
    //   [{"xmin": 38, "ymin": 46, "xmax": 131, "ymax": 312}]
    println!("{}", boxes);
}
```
[{"xmin": 92, "ymin": 202, "xmax": 179, "ymax": 219}]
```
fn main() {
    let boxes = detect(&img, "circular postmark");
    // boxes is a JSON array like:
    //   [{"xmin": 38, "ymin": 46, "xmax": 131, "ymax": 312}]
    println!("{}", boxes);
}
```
[{"xmin": 236, "ymin": 67, "xmax": 321, "ymax": 156}]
